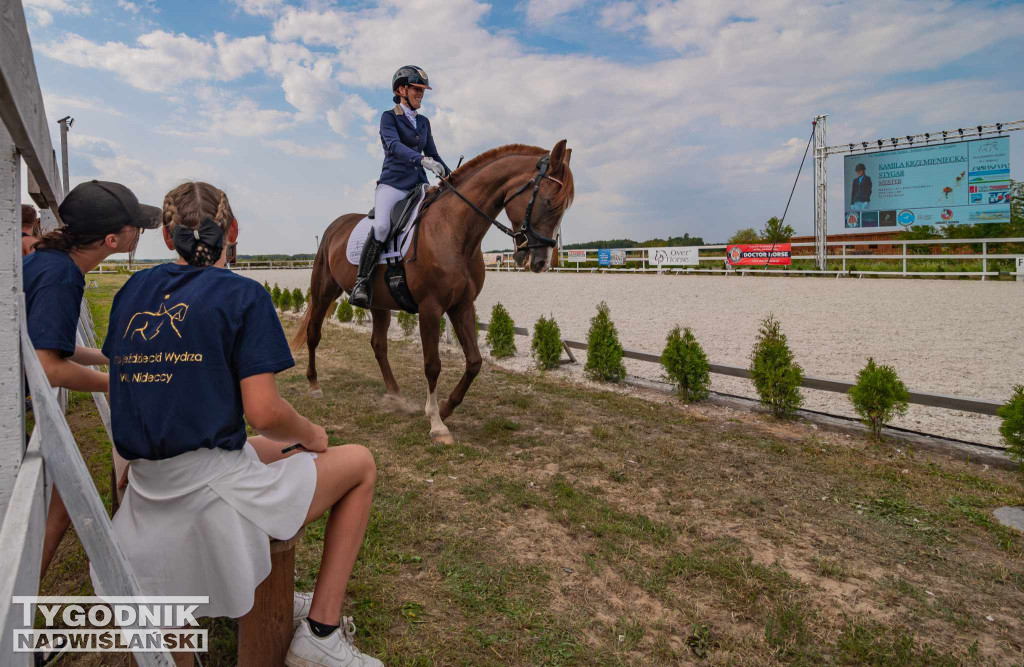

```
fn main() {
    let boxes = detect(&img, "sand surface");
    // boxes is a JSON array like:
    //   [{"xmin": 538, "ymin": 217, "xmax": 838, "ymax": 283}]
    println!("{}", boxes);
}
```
[{"xmin": 240, "ymin": 268, "xmax": 1023, "ymax": 447}]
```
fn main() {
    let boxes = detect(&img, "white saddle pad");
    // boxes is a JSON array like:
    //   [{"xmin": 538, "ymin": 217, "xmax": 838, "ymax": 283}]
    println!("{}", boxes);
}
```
[{"xmin": 345, "ymin": 188, "xmax": 426, "ymax": 265}]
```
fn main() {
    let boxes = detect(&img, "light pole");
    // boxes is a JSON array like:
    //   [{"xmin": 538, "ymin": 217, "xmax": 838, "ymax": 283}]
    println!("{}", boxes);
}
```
[{"xmin": 57, "ymin": 116, "xmax": 73, "ymax": 197}]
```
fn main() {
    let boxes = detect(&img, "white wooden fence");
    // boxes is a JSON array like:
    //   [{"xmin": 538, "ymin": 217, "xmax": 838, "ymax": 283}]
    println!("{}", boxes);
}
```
[
  {"xmin": 0, "ymin": 2, "xmax": 172, "ymax": 663},
  {"xmin": 488, "ymin": 239, "xmax": 1024, "ymax": 280}
]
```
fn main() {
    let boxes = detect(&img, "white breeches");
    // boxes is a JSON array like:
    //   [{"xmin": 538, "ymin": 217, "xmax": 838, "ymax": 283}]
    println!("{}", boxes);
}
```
[{"xmin": 371, "ymin": 184, "xmax": 409, "ymax": 242}]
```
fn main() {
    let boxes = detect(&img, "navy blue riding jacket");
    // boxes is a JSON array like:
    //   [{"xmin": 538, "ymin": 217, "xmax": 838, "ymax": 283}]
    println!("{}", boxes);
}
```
[{"xmin": 378, "ymin": 105, "xmax": 449, "ymax": 191}]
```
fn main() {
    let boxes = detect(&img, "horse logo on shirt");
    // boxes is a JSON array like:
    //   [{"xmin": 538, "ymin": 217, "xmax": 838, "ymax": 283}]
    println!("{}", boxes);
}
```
[{"xmin": 124, "ymin": 295, "xmax": 189, "ymax": 342}]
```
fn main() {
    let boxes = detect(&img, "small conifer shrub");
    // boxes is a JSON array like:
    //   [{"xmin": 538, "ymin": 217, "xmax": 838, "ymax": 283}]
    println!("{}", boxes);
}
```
[
  {"xmin": 998, "ymin": 384, "xmax": 1024, "ymax": 465},
  {"xmin": 271, "ymin": 283, "xmax": 281, "ymax": 307},
  {"xmin": 584, "ymin": 301, "xmax": 625, "ymax": 383},
  {"xmin": 486, "ymin": 303, "xmax": 517, "ymax": 359},
  {"xmin": 531, "ymin": 315, "xmax": 563, "ymax": 371},
  {"xmin": 848, "ymin": 358, "xmax": 911, "ymax": 439},
  {"xmin": 661, "ymin": 326, "xmax": 710, "ymax": 402},
  {"xmin": 291, "ymin": 288, "xmax": 304, "ymax": 312},
  {"xmin": 278, "ymin": 288, "xmax": 293, "ymax": 312},
  {"xmin": 263, "ymin": 281, "xmax": 271, "ymax": 294},
  {"xmin": 337, "ymin": 300, "xmax": 353, "ymax": 323},
  {"xmin": 354, "ymin": 306, "xmax": 368, "ymax": 325},
  {"xmin": 397, "ymin": 311, "xmax": 418, "ymax": 337},
  {"xmin": 750, "ymin": 314, "xmax": 803, "ymax": 419}
]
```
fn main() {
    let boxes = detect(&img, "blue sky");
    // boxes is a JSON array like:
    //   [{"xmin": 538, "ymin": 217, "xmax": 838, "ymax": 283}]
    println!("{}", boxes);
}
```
[{"xmin": 20, "ymin": 0, "xmax": 1024, "ymax": 258}]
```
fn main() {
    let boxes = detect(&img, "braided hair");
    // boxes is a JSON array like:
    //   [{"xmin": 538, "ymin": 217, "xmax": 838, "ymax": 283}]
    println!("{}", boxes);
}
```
[{"xmin": 162, "ymin": 182, "xmax": 235, "ymax": 267}]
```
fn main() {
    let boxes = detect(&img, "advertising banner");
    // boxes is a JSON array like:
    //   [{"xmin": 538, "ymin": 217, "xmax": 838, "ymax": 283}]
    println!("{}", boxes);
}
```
[
  {"xmin": 649, "ymin": 246, "xmax": 699, "ymax": 266},
  {"xmin": 611, "ymin": 250, "xmax": 626, "ymax": 266},
  {"xmin": 567, "ymin": 249, "xmax": 587, "ymax": 263},
  {"xmin": 483, "ymin": 253, "xmax": 501, "ymax": 266},
  {"xmin": 598, "ymin": 249, "xmax": 611, "ymax": 266},
  {"xmin": 727, "ymin": 243, "xmax": 792, "ymax": 266},
  {"xmin": 843, "ymin": 136, "xmax": 1010, "ymax": 230}
]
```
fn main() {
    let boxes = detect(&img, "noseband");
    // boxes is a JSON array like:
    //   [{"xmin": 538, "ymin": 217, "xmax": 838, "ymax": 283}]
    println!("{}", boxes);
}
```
[{"xmin": 440, "ymin": 154, "xmax": 563, "ymax": 251}]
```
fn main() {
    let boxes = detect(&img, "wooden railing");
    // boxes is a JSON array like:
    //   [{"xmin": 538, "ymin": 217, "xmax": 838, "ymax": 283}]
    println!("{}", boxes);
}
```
[{"xmin": 0, "ymin": 1, "xmax": 172, "ymax": 663}]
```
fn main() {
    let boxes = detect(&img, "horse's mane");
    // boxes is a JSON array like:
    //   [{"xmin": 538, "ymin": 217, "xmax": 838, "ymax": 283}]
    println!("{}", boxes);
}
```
[{"xmin": 428, "ymin": 143, "xmax": 574, "ymax": 211}]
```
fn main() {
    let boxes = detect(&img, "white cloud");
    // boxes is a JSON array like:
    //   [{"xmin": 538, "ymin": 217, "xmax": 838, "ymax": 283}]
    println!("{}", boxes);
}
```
[
  {"xmin": 230, "ymin": 0, "xmax": 283, "ymax": 18},
  {"xmin": 214, "ymin": 33, "xmax": 268, "ymax": 79},
  {"xmin": 68, "ymin": 133, "xmax": 120, "ymax": 152},
  {"xmin": 117, "ymin": 0, "xmax": 139, "ymax": 14},
  {"xmin": 524, "ymin": 0, "xmax": 585, "ymax": 26},
  {"xmin": 193, "ymin": 87, "xmax": 295, "ymax": 138},
  {"xmin": 24, "ymin": 0, "xmax": 90, "ymax": 26},
  {"xmin": 196, "ymin": 146, "xmax": 232, "ymax": 155},
  {"xmin": 264, "ymin": 139, "xmax": 346, "ymax": 159},
  {"xmin": 599, "ymin": 2, "xmax": 639, "ymax": 29},
  {"xmin": 39, "ymin": 30, "xmax": 269, "ymax": 92},
  {"xmin": 42, "ymin": 92, "xmax": 123, "ymax": 116},
  {"xmin": 272, "ymin": 6, "xmax": 356, "ymax": 46},
  {"xmin": 326, "ymin": 94, "xmax": 376, "ymax": 137}
]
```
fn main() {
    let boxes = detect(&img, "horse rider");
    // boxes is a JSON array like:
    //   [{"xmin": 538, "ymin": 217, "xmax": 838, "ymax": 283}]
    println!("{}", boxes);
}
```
[{"xmin": 349, "ymin": 65, "xmax": 451, "ymax": 308}]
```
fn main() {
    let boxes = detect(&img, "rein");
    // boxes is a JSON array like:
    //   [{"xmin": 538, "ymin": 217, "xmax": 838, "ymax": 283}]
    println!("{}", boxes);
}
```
[{"xmin": 439, "ymin": 154, "xmax": 562, "ymax": 251}]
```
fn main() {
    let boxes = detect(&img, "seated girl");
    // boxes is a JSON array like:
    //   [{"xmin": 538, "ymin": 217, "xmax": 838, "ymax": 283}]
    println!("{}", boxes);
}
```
[
  {"xmin": 24, "ymin": 180, "xmax": 160, "ymax": 575},
  {"xmin": 96, "ymin": 181, "xmax": 381, "ymax": 667}
]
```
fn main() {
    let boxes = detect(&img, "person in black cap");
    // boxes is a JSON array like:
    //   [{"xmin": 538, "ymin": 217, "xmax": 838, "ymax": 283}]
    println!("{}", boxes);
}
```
[{"xmin": 23, "ymin": 179, "xmax": 161, "ymax": 575}]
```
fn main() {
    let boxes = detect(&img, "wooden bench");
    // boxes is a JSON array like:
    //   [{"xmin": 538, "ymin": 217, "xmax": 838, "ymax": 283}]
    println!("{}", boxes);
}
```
[{"xmin": 237, "ymin": 528, "xmax": 306, "ymax": 666}]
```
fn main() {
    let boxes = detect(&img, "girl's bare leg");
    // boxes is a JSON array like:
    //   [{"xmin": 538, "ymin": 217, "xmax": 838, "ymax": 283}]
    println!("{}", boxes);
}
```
[{"xmin": 247, "ymin": 435, "xmax": 376, "ymax": 626}]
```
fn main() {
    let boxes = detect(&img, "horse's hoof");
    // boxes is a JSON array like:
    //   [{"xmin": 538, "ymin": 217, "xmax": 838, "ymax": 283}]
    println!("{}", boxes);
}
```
[
  {"xmin": 309, "ymin": 389, "xmax": 324, "ymax": 398},
  {"xmin": 431, "ymin": 431, "xmax": 455, "ymax": 446}
]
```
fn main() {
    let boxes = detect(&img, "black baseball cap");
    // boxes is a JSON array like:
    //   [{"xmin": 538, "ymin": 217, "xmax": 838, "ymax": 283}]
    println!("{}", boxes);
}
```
[{"xmin": 58, "ymin": 180, "xmax": 161, "ymax": 241}]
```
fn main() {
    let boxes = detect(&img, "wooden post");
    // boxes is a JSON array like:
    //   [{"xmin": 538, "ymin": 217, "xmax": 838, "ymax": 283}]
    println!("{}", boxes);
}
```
[
  {"xmin": 0, "ymin": 123, "xmax": 25, "ymax": 520},
  {"xmin": 237, "ymin": 530, "xmax": 304, "ymax": 666}
]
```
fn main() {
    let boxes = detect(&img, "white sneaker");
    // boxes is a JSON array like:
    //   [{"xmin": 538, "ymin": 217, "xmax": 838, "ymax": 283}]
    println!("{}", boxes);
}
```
[
  {"xmin": 286, "ymin": 617, "xmax": 384, "ymax": 667},
  {"xmin": 294, "ymin": 591, "xmax": 313, "ymax": 630}
]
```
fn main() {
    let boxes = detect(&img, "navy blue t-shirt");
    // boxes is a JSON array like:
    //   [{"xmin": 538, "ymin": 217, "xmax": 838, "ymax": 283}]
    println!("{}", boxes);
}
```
[
  {"xmin": 24, "ymin": 249, "xmax": 85, "ymax": 357},
  {"xmin": 103, "ymin": 264, "xmax": 294, "ymax": 460}
]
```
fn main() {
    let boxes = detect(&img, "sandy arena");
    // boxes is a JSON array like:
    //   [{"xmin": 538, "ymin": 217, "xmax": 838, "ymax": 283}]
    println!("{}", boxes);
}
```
[{"xmin": 240, "ymin": 268, "xmax": 1023, "ymax": 447}]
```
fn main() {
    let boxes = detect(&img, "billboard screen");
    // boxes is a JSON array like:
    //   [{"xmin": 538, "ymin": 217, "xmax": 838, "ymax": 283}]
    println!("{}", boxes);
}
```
[{"xmin": 843, "ymin": 136, "xmax": 1010, "ymax": 230}]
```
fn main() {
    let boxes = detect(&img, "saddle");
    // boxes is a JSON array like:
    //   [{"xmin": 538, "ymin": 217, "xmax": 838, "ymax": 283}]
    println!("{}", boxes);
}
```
[{"xmin": 367, "ymin": 184, "xmax": 430, "ymax": 314}]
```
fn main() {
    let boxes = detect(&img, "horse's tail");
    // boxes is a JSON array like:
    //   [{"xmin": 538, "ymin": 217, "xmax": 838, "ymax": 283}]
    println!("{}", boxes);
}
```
[
  {"xmin": 290, "ymin": 301, "xmax": 314, "ymax": 351},
  {"xmin": 290, "ymin": 224, "xmax": 334, "ymax": 351}
]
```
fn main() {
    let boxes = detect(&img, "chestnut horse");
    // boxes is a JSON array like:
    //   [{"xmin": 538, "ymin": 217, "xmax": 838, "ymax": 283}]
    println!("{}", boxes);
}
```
[{"xmin": 292, "ymin": 140, "xmax": 575, "ymax": 444}]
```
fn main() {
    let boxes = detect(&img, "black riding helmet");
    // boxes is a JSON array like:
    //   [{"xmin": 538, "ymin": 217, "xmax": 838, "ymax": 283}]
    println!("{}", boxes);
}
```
[{"xmin": 392, "ymin": 65, "xmax": 431, "ymax": 92}]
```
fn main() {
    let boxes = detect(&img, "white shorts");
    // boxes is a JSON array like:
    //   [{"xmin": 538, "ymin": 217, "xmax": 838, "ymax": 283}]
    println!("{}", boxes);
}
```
[{"xmin": 91, "ymin": 443, "xmax": 317, "ymax": 619}]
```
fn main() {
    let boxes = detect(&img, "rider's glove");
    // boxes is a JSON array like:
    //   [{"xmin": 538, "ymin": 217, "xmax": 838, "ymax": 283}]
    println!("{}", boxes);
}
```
[{"xmin": 421, "ymin": 157, "xmax": 446, "ymax": 179}]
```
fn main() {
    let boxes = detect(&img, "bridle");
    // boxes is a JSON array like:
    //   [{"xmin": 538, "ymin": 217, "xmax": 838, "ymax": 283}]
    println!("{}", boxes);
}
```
[{"xmin": 440, "ymin": 154, "xmax": 563, "ymax": 251}]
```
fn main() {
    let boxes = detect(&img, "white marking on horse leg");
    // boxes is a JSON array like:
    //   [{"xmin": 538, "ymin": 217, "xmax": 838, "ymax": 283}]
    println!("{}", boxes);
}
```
[{"xmin": 425, "ymin": 388, "xmax": 452, "ymax": 443}]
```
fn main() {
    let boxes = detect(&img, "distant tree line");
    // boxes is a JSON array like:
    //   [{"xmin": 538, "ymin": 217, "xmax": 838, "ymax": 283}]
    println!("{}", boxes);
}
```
[
  {"xmin": 561, "ymin": 233, "xmax": 705, "ymax": 250},
  {"xmin": 235, "ymin": 253, "xmax": 315, "ymax": 261}
]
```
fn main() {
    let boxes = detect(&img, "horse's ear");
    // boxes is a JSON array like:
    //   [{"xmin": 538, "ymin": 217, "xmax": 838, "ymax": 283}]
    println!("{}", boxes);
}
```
[
  {"xmin": 550, "ymin": 139, "xmax": 568, "ymax": 170},
  {"xmin": 564, "ymin": 148, "xmax": 572, "ymax": 165}
]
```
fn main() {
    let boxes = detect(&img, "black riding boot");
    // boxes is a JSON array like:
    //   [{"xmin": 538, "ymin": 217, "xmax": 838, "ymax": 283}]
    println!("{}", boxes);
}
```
[{"xmin": 349, "ymin": 236, "xmax": 385, "ymax": 308}]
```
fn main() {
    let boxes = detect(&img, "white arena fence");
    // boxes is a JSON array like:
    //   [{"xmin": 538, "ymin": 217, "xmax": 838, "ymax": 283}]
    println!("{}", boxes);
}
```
[
  {"xmin": 486, "ymin": 239, "xmax": 1024, "ymax": 281},
  {"xmin": 0, "ymin": 3, "xmax": 174, "ymax": 663}
]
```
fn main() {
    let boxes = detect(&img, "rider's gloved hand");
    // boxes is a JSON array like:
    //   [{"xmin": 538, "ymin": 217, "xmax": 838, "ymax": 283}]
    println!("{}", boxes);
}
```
[{"xmin": 421, "ymin": 157, "xmax": 446, "ymax": 179}]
